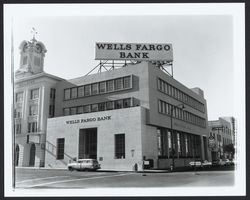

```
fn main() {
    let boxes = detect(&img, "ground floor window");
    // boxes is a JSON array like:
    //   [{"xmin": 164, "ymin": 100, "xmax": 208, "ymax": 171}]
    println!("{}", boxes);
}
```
[
  {"xmin": 56, "ymin": 138, "xmax": 65, "ymax": 160},
  {"xmin": 158, "ymin": 128, "xmax": 202, "ymax": 159},
  {"xmin": 115, "ymin": 134, "xmax": 125, "ymax": 159}
]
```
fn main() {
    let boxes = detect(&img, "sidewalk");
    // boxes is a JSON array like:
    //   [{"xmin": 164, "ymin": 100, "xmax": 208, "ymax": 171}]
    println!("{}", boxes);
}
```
[{"xmin": 15, "ymin": 166, "xmax": 169, "ymax": 173}]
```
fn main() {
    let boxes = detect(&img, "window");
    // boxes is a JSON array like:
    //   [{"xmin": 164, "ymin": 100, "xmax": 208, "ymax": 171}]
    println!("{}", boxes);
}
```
[
  {"xmin": 91, "ymin": 104, "xmax": 98, "ymax": 112},
  {"xmin": 185, "ymin": 134, "xmax": 188, "ymax": 156},
  {"xmin": 71, "ymin": 88, "xmax": 77, "ymax": 99},
  {"xmin": 14, "ymin": 124, "xmax": 21, "ymax": 134},
  {"xmin": 14, "ymin": 108, "xmax": 22, "ymax": 118},
  {"xmin": 84, "ymin": 85, "xmax": 91, "ymax": 96},
  {"xmin": 28, "ymin": 122, "xmax": 37, "ymax": 133},
  {"xmin": 123, "ymin": 76, "xmax": 131, "ymax": 89},
  {"xmin": 106, "ymin": 101, "xmax": 114, "ymax": 110},
  {"xmin": 83, "ymin": 105, "xmax": 91, "ymax": 113},
  {"xmin": 57, "ymin": 138, "xmax": 65, "ymax": 160},
  {"xmin": 161, "ymin": 80, "xmax": 165, "ymax": 92},
  {"xmin": 123, "ymin": 98, "xmax": 131, "ymax": 108},
  {"xmin": 99, "ymin": 82, "xmax": 106, "ymax": 93},
  {"xmin": 34, "ymin": 57, "xmax": 41, "ymax": 66},
  {"xmin": 115, "ymin": 134, "xmax": 125, "ymax": 159},
  {"xmin": 91, "ymin": 83, "xmax": 99, "ymax": 95},
  {"xmin": 115, "ymin": 100, "xmax": 123, "ymax": 109},
  {"xmin": 16, "ymin": 92, "xmax": 23, "ymax": 102},
  {"xmin": 50, "ymin": 88, "xmax": 56, "ymax": 99},
  {"xmin": 114, "ymin": 78, "xmax": 123, "ymax": 90},
  {"xmin": 63, "ymin": 108, "xmax": 70, "ymax": 116},
  {"xmin": 78, "ymin": 86, "xmax": 84, "ymax": 97},
  {"xmin": 70, "ymin": 107, "xmax": 77, "ymax": 115},
  {"xmin": 177, "ymin": 133, "xmax": 181, "ymax": 154},
  {"xmin": 64, "ymin": 89, "xmax": 71, "ymax": 100},
  {"xmin": 106, "ymin": 80, "xmax": 114, "ymax": 92},
  {"xmin": 30, "ymin": 88, "xmax": 39, "ymax": 99},
  {"xmin": 98, "ymin": 102, "xmax": 105, "ymax": 111},
  {"xmin": 49, "ymin": 105, "xmax": 55, "ymax": 117},
  {"xmin": 77, "ymin": 106, "xmax": 83, "ymax": 114},
  {"xmin": 29, "ymin": 105, "xmax": 38, "ymax": 116}
]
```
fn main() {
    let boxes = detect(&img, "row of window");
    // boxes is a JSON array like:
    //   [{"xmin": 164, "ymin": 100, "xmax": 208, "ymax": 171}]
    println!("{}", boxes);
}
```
[
  {"xmin": 15, "ymin": 88, "xmax": 39, "ymax": 103},
  {"xmin": 14, "ymin": 104, "xmax": 38, "ymax": 118},
  {"xmin": 28, "ymin": 122, "xmax": 38, "ymax": 133},
  {"xmin": 56, "ymin": 134, "xmax": 125, "ymax": 160},
  {"xmin": 15, "ymin": 121, "xmax": 38, "ymax": 134},
  {"xmin": 157, "ymin": 128, "xmax": 201, "ymax": 159},
  {"xmin": 64, "ymin": 76, "xmax": 132, "ymax": 100},
  {"xmin": 14, "ymin": 124, "xmax": 21, "ymax": 134},
  {"xmin": 157, "ymin": 78, "xmax": 205, "ymax": 113},
  {"xmin": 223, "ymin": 138, "xmax": 232, "ymax": 146},
  {"xmin": 209, "ymin": 132, "xmax": 233, "ymax": 146},
  {"xmin": 158, "ymin": 100, "xmax": 206, "ymax": 128},
  {"xmin": 63, "ymin": 98, "xmax": 134, "ymax": 116},
  {"xmin": 16, "ymin": 88, "xmax": 55, "ymax": 103},
  {"xmin": 211, "ymin": 126, "xmax": 232, "ymax": 135}
]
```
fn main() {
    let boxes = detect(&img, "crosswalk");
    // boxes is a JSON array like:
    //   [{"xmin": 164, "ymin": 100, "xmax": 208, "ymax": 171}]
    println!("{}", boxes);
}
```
[{"xmin": 15, "ymin": 172, "xmax": 134, "ymax": 188}]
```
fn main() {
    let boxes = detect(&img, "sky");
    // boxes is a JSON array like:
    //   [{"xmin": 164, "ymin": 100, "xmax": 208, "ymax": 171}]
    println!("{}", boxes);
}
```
[{"xmin": 8, "ymin": 4, "xmax": 240, "ymax": 121}]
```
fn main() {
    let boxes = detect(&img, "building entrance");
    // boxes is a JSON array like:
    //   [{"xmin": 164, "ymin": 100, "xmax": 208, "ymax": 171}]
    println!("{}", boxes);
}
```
[
  {"xmin": 29, "ymin": 143, "xmax": 36, "ymax": 166},
  {"xmin": 15, "ymin": 144, "xmax": 19, "ymax": 166},
  {"xmin": 79, "ymin": 128, "xmax": 97, "ymax": 159}
]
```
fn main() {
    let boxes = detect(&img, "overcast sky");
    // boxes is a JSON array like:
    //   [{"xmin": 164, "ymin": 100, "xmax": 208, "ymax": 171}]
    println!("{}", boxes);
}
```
[{"xmin": 9, "ymin": 5, "xmax": 239, "ymax": 121}]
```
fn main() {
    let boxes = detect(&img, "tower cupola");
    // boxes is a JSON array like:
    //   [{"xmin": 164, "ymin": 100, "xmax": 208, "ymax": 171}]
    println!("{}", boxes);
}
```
[{"xmin": 15, "ymin": 28, "xmax": 47, "ymax": 78}]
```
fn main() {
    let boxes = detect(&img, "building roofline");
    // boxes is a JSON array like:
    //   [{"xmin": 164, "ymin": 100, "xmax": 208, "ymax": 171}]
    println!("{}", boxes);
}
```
[{"xmin": 14, "ymin": 71, "xmax": 65, "ymax": 83}]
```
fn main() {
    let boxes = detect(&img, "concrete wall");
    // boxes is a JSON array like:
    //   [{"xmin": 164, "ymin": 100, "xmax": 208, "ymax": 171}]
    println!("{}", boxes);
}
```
[
  {"xmin": 45, "ymin": 107, "xmax": 145, "ymax": 171},
  {"xmin": 147, "ymin": 62, "xmax": 209, "ymax": 137}
]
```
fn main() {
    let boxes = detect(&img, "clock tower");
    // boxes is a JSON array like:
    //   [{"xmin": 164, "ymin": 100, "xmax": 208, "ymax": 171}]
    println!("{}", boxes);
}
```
[{"xmin": 15, "ymin": 30, "xmax": 47, "ymax": 78}]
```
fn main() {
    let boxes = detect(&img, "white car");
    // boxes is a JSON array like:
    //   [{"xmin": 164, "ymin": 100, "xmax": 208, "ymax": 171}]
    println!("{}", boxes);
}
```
[
  {"xmin": 189, "ymin": 160, "xmax": 212, "ymax": 168},
  {"xmin": 68, "ymin": 159, "xmax": 101, "ymax": 171}
]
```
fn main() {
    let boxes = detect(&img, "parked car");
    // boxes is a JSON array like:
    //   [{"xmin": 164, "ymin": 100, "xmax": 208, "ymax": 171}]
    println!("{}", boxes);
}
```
[
  {"xmin": 189, "ymin": 160, "xmax": 212, "ymax": 168},
  {"xmin": 212, "ymin": 159, "xmax": 229, "ymax": 166},
  {"xmin": 202, "ymin": 160, "xmax": 212, "ymax": 168},
  {"xmin": 68, "ymin": 159, "xmax": 101, "ymax": 171},
  {"xmin": 225, "ymin": 159, "xmax": 232, "ymax": 166}
]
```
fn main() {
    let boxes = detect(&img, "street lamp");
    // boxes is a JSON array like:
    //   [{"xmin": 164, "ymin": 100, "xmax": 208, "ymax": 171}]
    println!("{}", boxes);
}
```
[{"xmin": 170, "ymin": 103, "xmax": 185, "ymax": 172}]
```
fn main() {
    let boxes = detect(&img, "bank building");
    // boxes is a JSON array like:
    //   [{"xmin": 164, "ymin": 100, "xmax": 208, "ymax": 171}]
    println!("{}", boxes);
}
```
[{"xmin": 14, "ymin": 36, "xmax": 210, "ymax": 171}]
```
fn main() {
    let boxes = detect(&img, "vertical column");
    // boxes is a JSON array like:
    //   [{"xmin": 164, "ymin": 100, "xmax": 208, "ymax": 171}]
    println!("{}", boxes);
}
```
[
  {"xmin": 38, "ymin": 86, "xmax": 44, "ymax": 132},
  {"xmin": 200, "ymin": 135, "xmax": 205, "ymax": 161},
  {"xmin": 23, "ymin": 88, "xmax": 29, "ymax": 134}
]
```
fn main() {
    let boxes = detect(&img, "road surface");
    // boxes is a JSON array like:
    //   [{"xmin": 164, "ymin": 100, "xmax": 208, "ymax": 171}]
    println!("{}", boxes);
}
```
[{"xmin": 15, "ymin": 168, "xmax": 234, "ymax": 189}]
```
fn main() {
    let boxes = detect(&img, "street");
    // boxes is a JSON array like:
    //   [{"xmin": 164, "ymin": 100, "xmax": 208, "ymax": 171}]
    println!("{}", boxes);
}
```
[{"xmin": 14, "ymin": 168, "xmax": 234, "ymax": 188}]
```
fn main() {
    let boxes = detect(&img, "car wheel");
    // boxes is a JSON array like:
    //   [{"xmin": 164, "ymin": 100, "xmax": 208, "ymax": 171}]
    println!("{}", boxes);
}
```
[{"xmin": 68, "ymin": 167, "xmax": 73, "ymax": 171}]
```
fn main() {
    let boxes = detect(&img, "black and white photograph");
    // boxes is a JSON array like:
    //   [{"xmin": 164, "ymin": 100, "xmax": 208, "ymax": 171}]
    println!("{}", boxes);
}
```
[{"xmin": 3, "ymin": 3, "xmax": 245, "ymax": 197}]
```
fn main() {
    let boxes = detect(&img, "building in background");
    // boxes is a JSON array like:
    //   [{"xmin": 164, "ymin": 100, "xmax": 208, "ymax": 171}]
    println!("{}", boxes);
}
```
[
  {"xmin": 14, "ymin": 36, "xmax": 63, "ymax": 167},
  {"xmin": 208, "ymin": 117, "xmax": 234, "ymax": 161}
]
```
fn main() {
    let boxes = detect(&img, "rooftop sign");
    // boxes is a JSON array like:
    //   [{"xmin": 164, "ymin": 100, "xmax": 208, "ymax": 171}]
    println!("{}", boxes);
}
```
[{"xmin": 95, "ymin": 43, "xmax": 173, "ymax": 62}]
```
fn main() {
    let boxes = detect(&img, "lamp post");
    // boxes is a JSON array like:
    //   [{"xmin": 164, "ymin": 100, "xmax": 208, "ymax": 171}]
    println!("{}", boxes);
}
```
[{"xmin": 170, "ymin": 103, "xmax": 185, "ymax": 172}]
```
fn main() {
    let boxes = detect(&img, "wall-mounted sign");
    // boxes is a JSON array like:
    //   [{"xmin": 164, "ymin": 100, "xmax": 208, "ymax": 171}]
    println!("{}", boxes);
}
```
[
  {"xmin": 66, "ymin": 115, "xmax": 111, "ymax": 125},
  {"xmin": 208, "ymin": 136, "xmax": 216, "ymax": 149},
  {"xmin": 95, "ymin": 42, "xmax": 173, "ymax": 61},
  {"xmin": 28, "ymin": 134, "xmax": 40, "ymax": 144}
]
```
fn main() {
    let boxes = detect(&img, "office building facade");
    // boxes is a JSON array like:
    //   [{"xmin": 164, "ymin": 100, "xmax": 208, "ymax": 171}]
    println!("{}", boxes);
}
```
[{"xmin": 14, "ymin": 39, "xmax": 210, "ymax": 171}]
